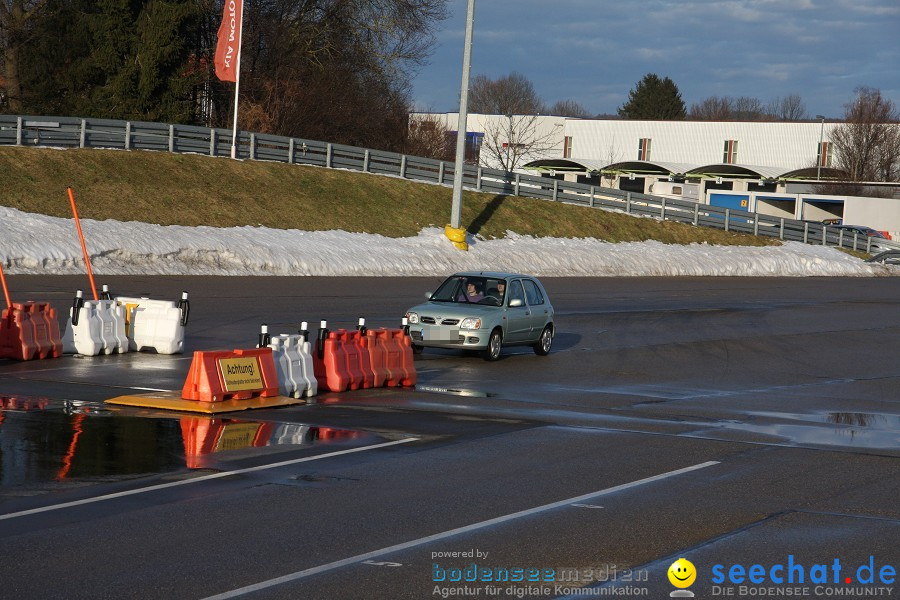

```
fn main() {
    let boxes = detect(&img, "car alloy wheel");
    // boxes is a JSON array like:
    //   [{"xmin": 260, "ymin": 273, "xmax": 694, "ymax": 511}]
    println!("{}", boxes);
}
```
[
  {"xmin": 534, "ymin": 325, "xmax": 552, "ymax": 356},
  {"xmin": 483, "ymin": 329, "xmax": 502, "ymax": 361}
]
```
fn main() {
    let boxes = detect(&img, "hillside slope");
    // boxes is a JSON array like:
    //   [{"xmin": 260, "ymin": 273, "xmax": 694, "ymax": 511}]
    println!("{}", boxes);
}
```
[{"xmin": 0, "ymin": 146, "xmax": 771, "ymax": 246}]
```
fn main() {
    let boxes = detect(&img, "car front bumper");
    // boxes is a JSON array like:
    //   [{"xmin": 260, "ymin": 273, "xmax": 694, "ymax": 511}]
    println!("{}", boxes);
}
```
[{"xmin": 409, "ymin": 326, "xmax": 486, "ymax": 349}]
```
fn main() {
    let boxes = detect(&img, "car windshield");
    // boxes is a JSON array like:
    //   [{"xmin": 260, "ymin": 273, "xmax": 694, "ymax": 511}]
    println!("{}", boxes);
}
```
[{"xmin": 430, "ymin": 276, "xmax": 507, "ymax": 306}]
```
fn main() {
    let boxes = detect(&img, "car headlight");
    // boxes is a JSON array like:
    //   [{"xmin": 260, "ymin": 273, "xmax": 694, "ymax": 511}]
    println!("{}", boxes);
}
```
[
  {"xmin": 406, "ymin": 312, "xmax": 419, "ymax": 324},
  {"xmin": 460, "ymin": 317, "xmax": 481, "ymax": 329}
]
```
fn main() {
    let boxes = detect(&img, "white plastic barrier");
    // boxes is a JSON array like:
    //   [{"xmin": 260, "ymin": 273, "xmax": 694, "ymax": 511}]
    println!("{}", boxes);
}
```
[
  {"xmin": 116, "ymin": 295, "xmax": 186, "ymax": 354},
  {"xmin": 62, "ymin": 297, "xmax": 129, "ymax": 356},
  {"xmin": 268, "ymin": 333, "xmax": 317, "ymax": 398}
]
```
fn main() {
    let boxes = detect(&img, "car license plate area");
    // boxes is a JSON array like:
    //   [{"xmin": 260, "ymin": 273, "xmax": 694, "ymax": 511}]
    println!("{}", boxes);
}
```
[{"xmin": 422, "ymin": 327, "xmax": 460, "ymax": 341}]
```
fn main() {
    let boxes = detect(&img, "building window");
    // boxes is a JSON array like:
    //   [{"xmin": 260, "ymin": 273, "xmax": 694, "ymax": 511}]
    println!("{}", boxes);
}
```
[
  {"xmin": 638, "ymin": 138, "xmax": 651, "ymax": 160},
  {"xmin": 723, "ymin": 140, "xmax": 738, "ymax": 164},
  {"xmin": 817, "ymin": 141, "xmax": 832, "ymax": 167},
  {"xmin": 563, "ymin": 136, "xmax": 573, "ymax": 158}
]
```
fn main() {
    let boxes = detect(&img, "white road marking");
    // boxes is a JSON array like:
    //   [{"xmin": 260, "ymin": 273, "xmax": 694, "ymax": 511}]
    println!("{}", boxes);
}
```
[
  {"xmin": 0, "ymin": 438, "xmax": 418, "ymax": 521},
  {"xmin": 201, "ymin": 460, "xmax": 720, "ymax": 599}
]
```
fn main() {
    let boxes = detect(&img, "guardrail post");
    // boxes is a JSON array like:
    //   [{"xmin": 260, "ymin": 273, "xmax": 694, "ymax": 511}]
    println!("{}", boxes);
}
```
[
  {"xmin": 725, "ymin": 208, "xmax": 731, "ymax": 231},
  {"xmin": 400, "ymin": 155, "xmax": 407, "ymax": 178},
  {"xmin": 438, "ymin": 161, "xmax": 445, "ymax": 184},
  {"xmin": 249, "ymin": 133, "xmax": 256, "ymax": 160},
  {"xmin": 168, "ymin": 125, "xmax": 175, "ymax": 152},
  {"xmin": 79, "ymin": 119, "xmax": 86, "ymax": 148},
  {"xmin": 326, "ymin": 143, "xmax": 332, "ymax": 168},
  {"xmin": 779, "ymin": 218, "xmax": 785, "ymax": 240},
  {"xmin": 838, "ymin": 229, "xmax": 844, "ymax": 248},
  {"xmin": 803, "ymin": 222, "xmax": 809, "ymax": 244},
  {"xmin": 822, "ymin": 225, "xmax": 828, "ymax": 246},
  {"xmin": 866, "ymin": 236, "xmax": 872, "ymax": 254},
  {"xmin": 626, "ymin": 192, "xmax": 632, "ymax": 214},
  {"xmin": 210, "ymin": 129, "xmax": 216, "ymax": 157},
  {"xmin": 552, "ymin": 180, "xmax": 559, "ymax": 202},
  {"xmin": 693, "ymin": 203, "xmax": 699, "ymax": 225},
  {"xmin": 853, "ymin": 232, "xmax": 859, "ymax": 251},
  {"xmin": 363, "ymin": 149, "xmax": 370, "ymax": 172},
  {"xmin": 288, "ymin": 138, "xmax": 294, "ymax": 164},
  {"xmin": 123, "ymin": 121, "xmax": 131, "ymax": 150},
  {"xmin": 15, "ymin": 117, "xmax": 22, "ymax": 145},
  {"xmin": 590, "ymin": 186, "xmax": 595, "ymax": 208},
  {"xmin": 753, "ymin": 214, "xmax": 759, "ymax": 236},
  {"xmin": 515, "ymin": 173, "xmax": 520, "ymax": 196},
  {"xmin": 660, "ymin": 198, "xmax": 667, "ymax": 220}
]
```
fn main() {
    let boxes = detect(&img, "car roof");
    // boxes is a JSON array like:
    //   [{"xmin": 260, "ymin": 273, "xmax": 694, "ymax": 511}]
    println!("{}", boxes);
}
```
[{"xmin": 452, "ymin": 271, "xmax": 536, "ymax": 280}]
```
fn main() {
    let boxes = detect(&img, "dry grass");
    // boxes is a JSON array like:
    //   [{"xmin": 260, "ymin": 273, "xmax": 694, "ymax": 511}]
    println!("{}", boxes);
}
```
[{"xmin": 0, "ymin": 146, "xmax": 774, "ymax": 246}]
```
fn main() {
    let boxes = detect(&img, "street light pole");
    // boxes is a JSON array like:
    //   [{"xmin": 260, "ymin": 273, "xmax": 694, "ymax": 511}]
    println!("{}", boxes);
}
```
[
  {"xmin": 816, "ymin": 114, "xmax": 826, "ymax": 181},
  {"xmin": 446, "ymin": 0, "xmax": 476, "ymax": 251}
]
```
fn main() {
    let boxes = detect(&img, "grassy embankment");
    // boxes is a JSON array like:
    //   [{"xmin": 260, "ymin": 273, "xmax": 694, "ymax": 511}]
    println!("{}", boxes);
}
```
[{"xmin": 0, "ymin": 145, "xmax": 774, "ymax": 246}]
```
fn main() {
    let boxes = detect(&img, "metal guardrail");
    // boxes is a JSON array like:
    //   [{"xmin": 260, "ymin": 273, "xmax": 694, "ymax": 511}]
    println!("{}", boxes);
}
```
[{"xmin": 3, "ymin": 114, "xmax": 898, "ymax": 255}]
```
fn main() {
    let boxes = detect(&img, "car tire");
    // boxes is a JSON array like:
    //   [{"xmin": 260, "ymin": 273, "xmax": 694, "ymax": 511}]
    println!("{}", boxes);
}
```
[
  {"xmin": 482, "ymin": 329, "xmax": 503, "ymax": 361},
  {"xmin": 533, "ymin": 325, "xmax": 553, "ymax": 356},
  {"xmin": 412, "ymin": 344, "xmax": 423, "ymax": 355}
]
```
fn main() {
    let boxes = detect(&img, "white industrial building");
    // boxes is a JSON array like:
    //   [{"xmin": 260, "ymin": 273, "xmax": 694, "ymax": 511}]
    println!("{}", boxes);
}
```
[{"xmin": 413, "ymin": 113, "xmax": 900, "ymax": 238}]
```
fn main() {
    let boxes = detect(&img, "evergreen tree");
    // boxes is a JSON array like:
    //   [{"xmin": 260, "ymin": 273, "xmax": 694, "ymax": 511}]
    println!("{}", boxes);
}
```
[
  {"xmin": 617, "ymin": 73, "xmax": 686, "ymax": 120},
  {"xmin": 16, "ymin": 0, "xmax": 201, "ymax": 122}
]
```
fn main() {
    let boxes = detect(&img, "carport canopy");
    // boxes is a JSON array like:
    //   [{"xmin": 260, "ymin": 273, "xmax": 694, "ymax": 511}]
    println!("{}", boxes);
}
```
[{"xmin": 522, "ymin": 158, "xmax": 607, "ymax": 172}]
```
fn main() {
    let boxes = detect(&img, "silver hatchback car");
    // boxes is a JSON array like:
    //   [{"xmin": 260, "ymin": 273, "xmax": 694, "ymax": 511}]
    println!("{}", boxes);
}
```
[{"xmin": 404, "ymin": 272, "xmax": 554, "ymax": 361}]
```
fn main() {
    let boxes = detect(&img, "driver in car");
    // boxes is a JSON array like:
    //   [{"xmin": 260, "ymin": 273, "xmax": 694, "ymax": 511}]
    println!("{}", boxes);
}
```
[{"xmin": 461, "ymin": 280, "xmax": 484, "ymax": 302}]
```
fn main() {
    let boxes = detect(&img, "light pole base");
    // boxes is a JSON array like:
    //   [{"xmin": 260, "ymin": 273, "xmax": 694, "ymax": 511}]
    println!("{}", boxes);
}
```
[{"xmin": 444, "ymin": 225, "xmax": 469, "ymax": 251}]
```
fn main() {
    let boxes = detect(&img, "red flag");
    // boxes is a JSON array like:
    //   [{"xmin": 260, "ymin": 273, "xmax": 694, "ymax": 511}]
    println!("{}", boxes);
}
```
[{"xmin": 214, "ymin": 0, "xmax": 243, "ymax": 82}]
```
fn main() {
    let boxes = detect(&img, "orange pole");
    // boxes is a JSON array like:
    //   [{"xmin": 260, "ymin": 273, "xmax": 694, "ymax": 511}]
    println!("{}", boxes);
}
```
[
  {"xmin": 0, "ymin": 261, "xmax": 11, "ymax": 309},
  {"xmin": 67, "ymin": 187, "xmax": 98, "ymax": 301}
]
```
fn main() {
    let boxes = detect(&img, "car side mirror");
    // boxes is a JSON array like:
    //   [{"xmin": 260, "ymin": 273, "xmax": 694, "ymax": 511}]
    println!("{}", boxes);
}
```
[
  {"xmin": 509, "ymin": 298, "xmax": 523, "ymax": 307},
  {"xmin": 425, "ymin": 292, "xmax": 433, "ymax": 299}
]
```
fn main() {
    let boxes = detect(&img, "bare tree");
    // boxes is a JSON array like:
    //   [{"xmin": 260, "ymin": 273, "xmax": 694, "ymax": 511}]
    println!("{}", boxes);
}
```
[
  {"xmin": 468, "ymin": 72, "xmax": 546, "ymax": 115},
  {"xmin": 691, "ymin": 94, "xmax": 807, "ymax": 121},
  {"xmin": 732, "ymin": 96, "xmax": 770, "ymax": 121},
  {"xmin": 480, "ymin": 114, "xmax": 558, "ymax": 172},
  {"xmin": 689, "ymin": 96, "xmax": 732, "ymax": 120},
  {"xmin": 767, "ymin": 94, "xmax": 807, "ymax": 121},
  {"xmin": 548, "ymin": 99, "xmax": 590, "ymax": 118},
  {"xmin": 404, "ymin": 113, "xmax": 454, "ymax": 161},
  {"xmin": 0, "ymin": 0, "xmax": 49, "ymax": 112},
  {"xmin": 831, "ymin": 87, "xmax": 900, "ymax": 182}
]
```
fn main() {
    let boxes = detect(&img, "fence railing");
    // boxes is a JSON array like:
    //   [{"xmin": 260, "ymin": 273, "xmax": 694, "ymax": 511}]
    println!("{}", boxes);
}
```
[{"xmin": 3, "ymin": 114, "xmax": 898, "ymax": 256}]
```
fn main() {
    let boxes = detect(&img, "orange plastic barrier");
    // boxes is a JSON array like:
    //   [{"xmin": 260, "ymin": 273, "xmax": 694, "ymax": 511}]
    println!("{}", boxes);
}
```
[
  {"xmin": 0, "ymin": 302, "xmax": 62, "ymax": 361},
  {"xmin": 366, "ymin": 330, "xmax": 389, "ymax": 387},
  {"xmin": 322, "ymin": 330, "xmax": 351, "ymax": 392},
  {"xmin": 181, "ymin": 347, "xmax": 279, "ymax": 402},
  {"xmin": 180, "ymin": 417, "xmax": 277, "ymax": 468},
  {"xmin": 341, "ymin": 330, "xmax": 367, "ymax": 391}
]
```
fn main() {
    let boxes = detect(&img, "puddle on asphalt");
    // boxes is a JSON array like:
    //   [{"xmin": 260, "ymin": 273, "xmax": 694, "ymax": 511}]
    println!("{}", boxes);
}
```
[
  {"xmin": 713, "ymin": 410, "xmax": 900, "ymax": 450},
  {"xmin": 0, "ymin": 394, "xmax": 368, "ymax": 498}
]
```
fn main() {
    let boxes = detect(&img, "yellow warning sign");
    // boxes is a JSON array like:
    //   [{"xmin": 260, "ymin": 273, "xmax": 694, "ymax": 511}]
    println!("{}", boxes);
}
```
[
  {"xmin": 219, "ymin": 357, "xmax": 263, "ymax": 392},
  {"xmin": 215, "ymin": 423, "xmax": 262, "ymax": 451}
]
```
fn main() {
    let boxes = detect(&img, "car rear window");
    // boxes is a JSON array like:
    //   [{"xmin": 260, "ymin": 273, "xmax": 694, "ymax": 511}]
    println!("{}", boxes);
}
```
[{"xmin": 523, "ymin": 280, "xmax": 544, "ymax": 306}]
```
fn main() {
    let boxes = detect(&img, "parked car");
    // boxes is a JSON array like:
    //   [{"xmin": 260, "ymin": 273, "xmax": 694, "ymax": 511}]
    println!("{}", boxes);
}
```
[
  {"xmin": 834, "ymin": 225, "xmax": 887, "ymax": 239},
  {"xmin": 404, "ymin": 272, "xmax": 554, "ymax": 361}
]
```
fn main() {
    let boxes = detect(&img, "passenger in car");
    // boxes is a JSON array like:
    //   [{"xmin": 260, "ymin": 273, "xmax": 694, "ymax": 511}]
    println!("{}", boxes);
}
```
[{"xmin": 486, "ymin": 280, "xmax": 506, "ymax": 303}]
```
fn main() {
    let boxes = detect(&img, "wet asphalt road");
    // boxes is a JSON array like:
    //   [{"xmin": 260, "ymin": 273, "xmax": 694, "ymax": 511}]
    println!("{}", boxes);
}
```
[{"xmin": 0, "ymin": 275, "xmax": 898, "ymax": 600}]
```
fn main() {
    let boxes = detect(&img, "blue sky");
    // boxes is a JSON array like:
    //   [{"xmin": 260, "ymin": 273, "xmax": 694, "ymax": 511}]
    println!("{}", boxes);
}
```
[{"xmin": 410, "ymin": 0, "xmax": 900, "ymax": 119}]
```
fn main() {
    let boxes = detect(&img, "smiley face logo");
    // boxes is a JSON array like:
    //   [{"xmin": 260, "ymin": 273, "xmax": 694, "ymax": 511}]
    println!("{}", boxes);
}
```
[{"xmin": 668, "ymin": 558, "xmax": 696, "ymax": 588}]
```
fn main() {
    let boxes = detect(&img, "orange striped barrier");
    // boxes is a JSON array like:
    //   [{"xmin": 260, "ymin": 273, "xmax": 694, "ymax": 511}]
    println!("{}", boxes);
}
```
[{"xmin": 181, "ymin": 348, "xmax": 279, "ymax": 403}]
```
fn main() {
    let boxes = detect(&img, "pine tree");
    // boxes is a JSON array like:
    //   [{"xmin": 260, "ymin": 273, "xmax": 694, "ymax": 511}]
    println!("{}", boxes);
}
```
[{"xmin": 617, "ymin": 73, "xmax": 686, "ymax": 120}]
